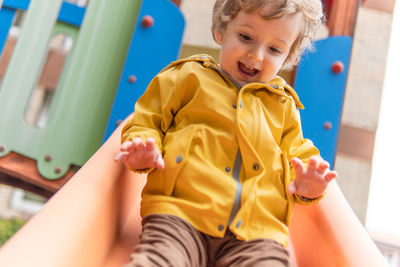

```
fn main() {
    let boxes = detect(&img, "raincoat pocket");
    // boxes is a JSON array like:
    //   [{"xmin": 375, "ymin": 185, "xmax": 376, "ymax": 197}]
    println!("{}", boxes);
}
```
[{"xmin": 149, "ymin": 127, "xmax": 196, "ymax": 196}]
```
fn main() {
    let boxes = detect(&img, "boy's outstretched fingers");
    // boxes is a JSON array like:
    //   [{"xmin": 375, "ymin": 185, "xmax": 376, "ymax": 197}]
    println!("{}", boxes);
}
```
[
  {"xmin": 114, "ymin": 151, "xmax": 129, "ymax": 162},
  {"xmin": 291, "ymin": 157, "xmax": 305, "ymax": 175},
  {"xmin": 132, "ymin": 137, "xmax": 145, "ymax": 151},
  {"xmin": 325, "ymin": 171, "xmax": 337, "ymax": 182},
  {"xmin": 145, "ymin": 137, "xmax": 156, "ymax": 151},
  {"xmin": 121, "ymin": 141, "xmax": 133, "ymax": 151},
  {"xmin": 144, "ymin": 137, "xmax": 165, "ymax": 169},
  {"xmin": 317, "ymin": 160, "xmax": 330, "ymax": 174},
  {"xmin": 155, "ymin": 154, "xmax": 165, "ymax": 170},
  {"xmin": 287, "ymin": 181, "xmax": 297, "ymax": 194},
  {"xmin": 307, "ymin": 156, "xmax": 318, "ymax": 169}
]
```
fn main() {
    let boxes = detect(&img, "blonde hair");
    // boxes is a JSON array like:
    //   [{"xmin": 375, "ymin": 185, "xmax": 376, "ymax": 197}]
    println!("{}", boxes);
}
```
[{"xmin": 212, "ymin": 0, "xmax": 325, "ymax": 66}]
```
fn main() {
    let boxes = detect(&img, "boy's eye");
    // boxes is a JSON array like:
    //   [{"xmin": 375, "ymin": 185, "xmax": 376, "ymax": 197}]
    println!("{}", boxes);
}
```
[
  {"xmin": 269, "ymin": 47, "xmax": 282, "ymax": 54},
  {"xmin": 239, "ymin": 33, "xmax": 253, "ymax": 41}
]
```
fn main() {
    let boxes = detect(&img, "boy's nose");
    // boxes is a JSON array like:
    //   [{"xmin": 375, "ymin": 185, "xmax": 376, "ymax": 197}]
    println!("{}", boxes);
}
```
[{"xmin": 247, "ymin": 46, "xmax": 264, "ymax": 62}]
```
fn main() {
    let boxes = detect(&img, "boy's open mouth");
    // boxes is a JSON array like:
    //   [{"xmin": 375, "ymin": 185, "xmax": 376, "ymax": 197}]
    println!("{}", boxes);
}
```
[{"xmin": 238, "ymin": 62, "xmax": 259, "ymax": 77}]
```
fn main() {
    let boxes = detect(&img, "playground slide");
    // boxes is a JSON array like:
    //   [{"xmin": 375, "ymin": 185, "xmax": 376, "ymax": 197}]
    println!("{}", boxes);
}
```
[{"xmin": 0, "ymin": 117, "xmax": 388, "ymax": 267}]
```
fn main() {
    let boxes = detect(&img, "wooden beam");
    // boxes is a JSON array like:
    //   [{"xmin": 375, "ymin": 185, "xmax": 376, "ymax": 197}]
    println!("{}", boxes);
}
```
[
  {"xmin": 326, "ymin": 0, "xmax": 360, "ymax": 36},
  {"xmin": 0, "ymin": 173, "xmax": 54, "ymax": 198},
  {"xmin": 170, "ymin": 0, "xmax": 181, "ymax": 7},
  {"xmin": 0, "ymin": 152, "xmax": 75, "ymax": 197}
]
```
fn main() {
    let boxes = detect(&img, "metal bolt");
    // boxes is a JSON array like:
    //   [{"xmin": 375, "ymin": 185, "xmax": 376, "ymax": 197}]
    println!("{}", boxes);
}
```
[
  {"xmin": 324, "ymin": 121, "xmax": 332, "ymax": 130},
  {"xmin": 253, "ymin": 163, "xmax": 259, "ymax": 171},
  {"xmin": 141, "ymin": 15, "xmax": 154, "ymax": 28},
  {"xmin": 45, "ymin": 154, "xmax": 52, "ymax": 162},
  {"xmin": 128, "ymin": 75, "xmax": 137, "ymax": 83},
  {"xmin": 331, "ymin": 61, "xmax": 344, "ymax": 74},
  {"xmin": 55, "ymin": 167, "xmax": 62, "ymax": 174}
]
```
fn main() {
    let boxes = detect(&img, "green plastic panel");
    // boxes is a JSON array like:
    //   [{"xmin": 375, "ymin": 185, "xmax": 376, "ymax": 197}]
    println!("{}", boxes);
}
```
[{"xmin": 0, "ymin": 0, "xmax": 141, "ymax": 179}]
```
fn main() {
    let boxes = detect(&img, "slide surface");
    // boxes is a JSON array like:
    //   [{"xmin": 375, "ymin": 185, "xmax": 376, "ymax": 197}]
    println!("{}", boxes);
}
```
[{"xmin": 0, "ymin": 118, "xmax": 388, "ymax": 267}]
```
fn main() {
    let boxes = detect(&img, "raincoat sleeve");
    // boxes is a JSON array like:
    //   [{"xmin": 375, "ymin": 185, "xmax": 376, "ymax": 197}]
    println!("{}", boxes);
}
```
[
  {"xmin": 280, "ymin": 98, "xmax": 323, "ymax": 204},
  {"xmin": 121, "ymin": 63, "xmax": 193, "ymax": 173}
]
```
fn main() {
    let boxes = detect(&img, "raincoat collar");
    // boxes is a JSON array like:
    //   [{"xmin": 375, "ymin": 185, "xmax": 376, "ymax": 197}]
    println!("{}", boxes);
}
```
[{"xmin": 166, "ymin": 54, "xmax": 304, "ymax": 109}]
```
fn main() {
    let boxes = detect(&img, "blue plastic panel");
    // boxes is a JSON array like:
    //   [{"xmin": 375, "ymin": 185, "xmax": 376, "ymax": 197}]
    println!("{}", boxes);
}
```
[
  {"xmin": 58, "ymin": 2, "xmax": 86, "ymax": 27},
  {"xmin": 2, "ymin": 0, "xmax": 85, "ymax": 26},
  {"xmin": 103, "ymin": 0, "xmax": 185, "ymax": 141},
  {"xmin": 0, "ymin": 8, "xmax": 15, "ymax": 54},
  {"xmin": 294, "ymin": 36, "xmax": 353, "ymax": 167},
  {"xmin": 0, "ymin": 1, "xmax": 85, "ymax": 58},
  {"xmin": 3, "ymin": 0, "xmax": 31, "ymax": 10}
]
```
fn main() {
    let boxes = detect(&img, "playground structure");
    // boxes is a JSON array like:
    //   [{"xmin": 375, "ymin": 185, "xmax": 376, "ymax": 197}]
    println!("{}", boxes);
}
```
[{"xmin": 0, "ymin": 0, "xmax": 389, "ymax": 266}]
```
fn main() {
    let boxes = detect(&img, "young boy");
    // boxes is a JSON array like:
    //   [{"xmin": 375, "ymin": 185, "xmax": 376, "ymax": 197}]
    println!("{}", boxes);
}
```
[{"xmin": 116, "ymin": 0, "xmax": 337, "ymax": 266}]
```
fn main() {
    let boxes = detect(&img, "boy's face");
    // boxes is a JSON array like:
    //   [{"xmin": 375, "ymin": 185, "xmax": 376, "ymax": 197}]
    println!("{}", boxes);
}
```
[{"xmin": 214, "ymin": 10, "xmax": 303, "ymax": 86}]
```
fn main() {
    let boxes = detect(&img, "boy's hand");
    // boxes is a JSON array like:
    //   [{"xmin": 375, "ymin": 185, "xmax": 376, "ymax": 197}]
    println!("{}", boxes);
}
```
[
  {"xmin": 114, "ymin": 137, "xmax": 165, "ymax": 170},
  {"xmin": 288, "ymin": 156, "xmax": 337, "ymax": 199}
]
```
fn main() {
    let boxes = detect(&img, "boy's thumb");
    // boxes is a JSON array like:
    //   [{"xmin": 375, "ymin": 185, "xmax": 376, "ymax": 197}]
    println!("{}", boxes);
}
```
[{"xmin": 287, "ymin": 181, "xmax": 297, "ymax": 194}]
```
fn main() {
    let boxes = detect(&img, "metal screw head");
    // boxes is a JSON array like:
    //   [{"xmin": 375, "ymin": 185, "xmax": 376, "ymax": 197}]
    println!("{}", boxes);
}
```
[
  {"xmin": 176, "ymin": 155, "xmax": 183, "ymax": 163},
  {"xmin": 45, "ymin": 154, "xmax": 52, "ymax": 162},
  {"xmin": 54, "ymin": 167, "xmax": 62, "ymax": 174},
  {"xmin": 141, "ymin": 15, "xmax": 154, "ymax": 28},
  {"xmin": 253, "ymin": 163, "xmax": 259, "ymax": 171}
]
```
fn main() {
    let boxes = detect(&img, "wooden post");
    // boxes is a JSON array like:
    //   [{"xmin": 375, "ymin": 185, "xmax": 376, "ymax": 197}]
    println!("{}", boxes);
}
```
[
  {"xmin": 326, "ymin": 0, "xmax": 360, "ymax": 36},
  {"xmin": 0, "ymin": 152, "xmax": 73, "ymax": 197},
  {"xmin": 170, "ymin": 0, "xmax": 181, "ymax": 7}
]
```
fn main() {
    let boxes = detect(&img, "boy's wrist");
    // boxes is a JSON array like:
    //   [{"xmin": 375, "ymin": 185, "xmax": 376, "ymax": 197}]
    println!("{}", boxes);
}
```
[
  {"xmin": 297, "ymin": 195, "xmax": 320, "ymax": 202},
  {"xmin": 296, "ymin": 193, "xmax": 325, "ymax": 204}
]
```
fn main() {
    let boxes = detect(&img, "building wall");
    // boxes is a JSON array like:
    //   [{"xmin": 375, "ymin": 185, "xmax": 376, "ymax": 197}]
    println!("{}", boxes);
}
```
[{"xmin": 335, "ymin": 7, "xmax": 393, "ymax": 224}]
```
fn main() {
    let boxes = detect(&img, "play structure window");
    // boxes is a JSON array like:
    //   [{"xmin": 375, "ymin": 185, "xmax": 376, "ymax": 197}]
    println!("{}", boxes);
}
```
[
  {"xmin": 24, "ymin": 33, "xmax": 73, "ymax": 128},
  {"xmin": 9, "ymin": 189, "xmax": 46, "ymax": 216},
  {"xmin": 65, "ymin": 0, "xmax": 90, "ymax": 7},
  {"xmin": 0, "ymin": 10, "xmax": 26, "ymax": 87}
]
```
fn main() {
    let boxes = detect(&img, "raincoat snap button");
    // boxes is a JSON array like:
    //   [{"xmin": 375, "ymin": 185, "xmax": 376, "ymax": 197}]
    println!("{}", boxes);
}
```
[
  {"xmin": 271, "ymin": 85, "xmax": 279, "ymax": 89},
  {"xmin": 236, "ymin": 220, "xmax": 242, "ymax": 228},
  {"xmin": 218, "ymin": 225, "xmax": 224, "ymax": 231},
  {"xmin": 176, "ymin": 155, "xmax": 183, "ymax": 163},
  {"xmin": 225, "ymin": 167, "xmax": 231, "ymax": 172},
  {"xmin": 232, "ymin": 104, "xmax": 237, "ymax": 109},
  {"xmin": 253, "ymin": 163, "xmax": 259, "ymax": 171}
]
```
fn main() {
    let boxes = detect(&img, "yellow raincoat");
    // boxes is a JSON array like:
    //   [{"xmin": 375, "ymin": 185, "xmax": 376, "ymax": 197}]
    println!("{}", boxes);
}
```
[{"xmin": 121, "ymin": 55, "xmax": 320, "ymax": 247}]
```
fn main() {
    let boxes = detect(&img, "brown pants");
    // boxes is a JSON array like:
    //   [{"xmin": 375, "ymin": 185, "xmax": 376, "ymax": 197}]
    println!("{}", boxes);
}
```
[{"xmin": 124, "ymin": 214, "xmax": 290, "ymax": 267}]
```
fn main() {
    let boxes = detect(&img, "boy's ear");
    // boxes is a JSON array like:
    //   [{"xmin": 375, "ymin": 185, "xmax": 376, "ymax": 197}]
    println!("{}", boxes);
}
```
[{"xmin": 213, "ymin": 29, "xmax": 223, "ymax": 44}]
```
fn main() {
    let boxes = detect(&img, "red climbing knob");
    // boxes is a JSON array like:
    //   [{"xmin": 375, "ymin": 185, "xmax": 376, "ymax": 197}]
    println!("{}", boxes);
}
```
[
  {"xmin": 128, "ymin": 75, "xmax": 137, "ymax": 83},
  {"xmin": 141, "ymin": 15, "xmax": 154, "ymax": 28},
  {"xmin": 331, "ymin": 61, "xmax": 344, "ymax": 74},
  {"xmin": 324, "ymin": 121, "xmax": 332, "ymax": 130}
]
